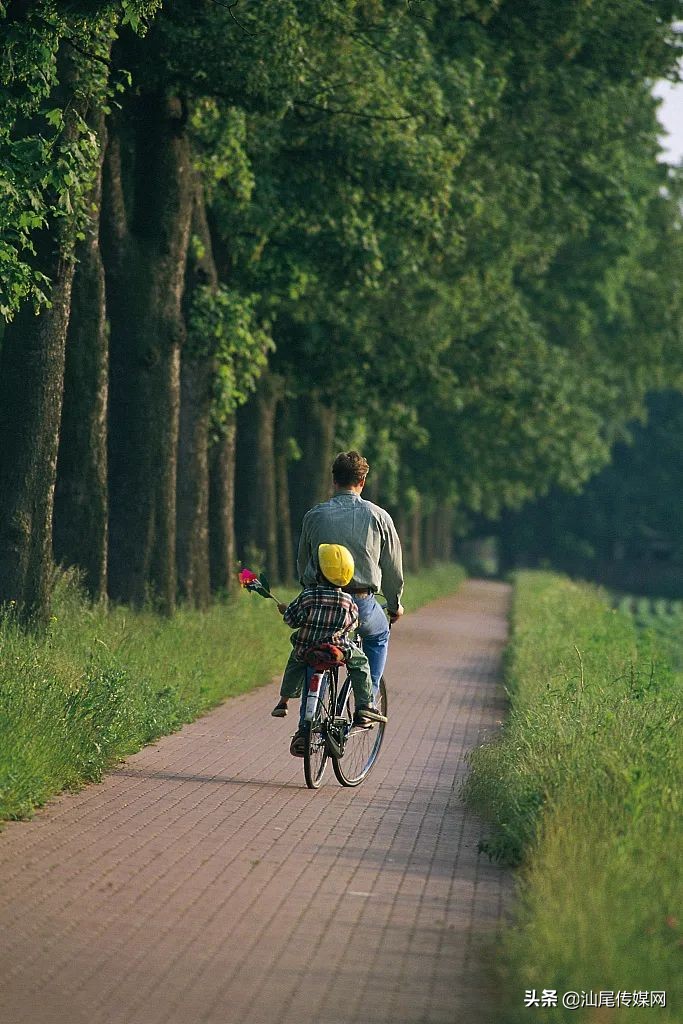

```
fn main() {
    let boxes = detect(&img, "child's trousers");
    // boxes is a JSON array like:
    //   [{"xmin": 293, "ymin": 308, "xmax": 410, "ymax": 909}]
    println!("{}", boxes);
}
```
[{"xmin": 279, "ymin": 646, "xmax": 373, "ymax": 709}]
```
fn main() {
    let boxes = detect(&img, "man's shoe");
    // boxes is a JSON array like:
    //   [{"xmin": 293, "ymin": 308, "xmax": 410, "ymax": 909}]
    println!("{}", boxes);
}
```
[
  {"xmin": 289, "ymin": 730, "xmax": 306, "ymax": 757},
  {"xmin": 271, "ymin": 701, "xmax": 288, "ymax": 717},
  {"xmin": 353, "ymin": 706, "xmax": 387, "ymax": 728}
]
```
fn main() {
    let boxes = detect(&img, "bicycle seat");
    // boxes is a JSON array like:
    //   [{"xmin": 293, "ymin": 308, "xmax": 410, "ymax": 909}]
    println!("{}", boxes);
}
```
[{"xmin": 303, "ymin": 643, "xmax": 346, "ymax": 669}]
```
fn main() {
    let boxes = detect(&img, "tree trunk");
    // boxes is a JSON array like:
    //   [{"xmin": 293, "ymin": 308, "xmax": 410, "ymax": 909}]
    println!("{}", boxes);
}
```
[
  {"xmin": 103, "ymin": 92, "xmax": 193, "ymax": 612},
  {"xmin": 176, "ymin": 180, "xmax": 216, "ymax": 609},
  {"xmin": 408, "ymin": 494, "xmax": 422, "ymax": 574},
  {"xmin": 177, "ymin": 360, "xmax": 212, "ymax": 608},
  {"xmin": 395, "ymin": 509, "xmax": 409, "ymax": 566},
  {"xmin": 289, "ymin": 392, "xmax": 336, "ymax": 530},
  {"xmin": 0, "ymin": 52, "xmax": 87, "ymax": 624},
  {"xmin": 496, "ymin": 508, "xmax": 517, "ymax": 574},
  {"xmin": 423, "ymin": 508, "xmax": 437, "ymax": 568},
  {"xmin": 235, "ymin": 372, "xmax": 283, "ymax": 582},
  {"xmin": 436, "ymin": 504, "xmax": 453, "ymax": 562},
  {"xmin": 0, "ymin": 255, "xmax": 75, "ymax": 624},
  {"xmin": 275, "ymin": 403, "xmax": 295, "ymax": 583},
  {"xmin": 209, "ymin": 417, "xmax": 237, "ymax": 593},
  {"xmin": 53, "ymin": 111, "xmax": 109, "ymax": 602}
]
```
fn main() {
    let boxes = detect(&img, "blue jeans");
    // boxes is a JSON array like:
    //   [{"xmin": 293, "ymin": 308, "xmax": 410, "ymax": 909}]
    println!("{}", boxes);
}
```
[{"xmin": 352, "ymin": 595, "xmax": 390, "ymax": 701}]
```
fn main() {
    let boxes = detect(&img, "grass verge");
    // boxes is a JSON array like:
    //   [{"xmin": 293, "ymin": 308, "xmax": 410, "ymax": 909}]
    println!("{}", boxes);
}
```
[
  {"xmin": 464, "ymin": 571, "xmax": 682, "ymax": 1021},
  {"xmin": 0, "ymin": 562, "xmax": 464, "ymax": 823},
  {"xmin": 399, "ymin": 561, "xmax": 466, "ymax": 613}
]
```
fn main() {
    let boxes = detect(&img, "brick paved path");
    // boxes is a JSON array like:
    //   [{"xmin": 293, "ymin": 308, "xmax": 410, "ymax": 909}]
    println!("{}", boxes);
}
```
[{"xmin": 0, "ymin": 580, "xmax": 511, "ymax": 1024}]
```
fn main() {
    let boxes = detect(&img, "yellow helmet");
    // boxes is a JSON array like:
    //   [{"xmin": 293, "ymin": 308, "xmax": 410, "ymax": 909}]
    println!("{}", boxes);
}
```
[{"xmin": 318, "ymin": 543, "xmax": 354, "ymax": 587}]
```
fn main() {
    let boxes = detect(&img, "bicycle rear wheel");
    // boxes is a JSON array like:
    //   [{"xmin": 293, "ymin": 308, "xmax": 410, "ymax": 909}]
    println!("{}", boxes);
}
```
[
  {"xmin": 303, "ymin": 671, "xmax": 335, "ymax": 789},
  {"xmin": 332, "ymin": 676, "xmax": 387, "ymax": 787}
]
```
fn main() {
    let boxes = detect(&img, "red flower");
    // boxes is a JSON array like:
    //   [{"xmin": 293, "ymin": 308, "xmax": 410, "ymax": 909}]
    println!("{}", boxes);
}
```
[
  {"xmin": 237, "ymin": 567, "xmax": 274, "ymax": 601},
  {"xmin": 238, "ymin": 569, "xmax": 259, "ymax": 586}
]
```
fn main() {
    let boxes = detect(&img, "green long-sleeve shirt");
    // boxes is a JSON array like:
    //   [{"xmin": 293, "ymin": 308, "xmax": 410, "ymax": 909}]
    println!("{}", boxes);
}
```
[{"xmin": 297, "ymin": 491, "xmax": 404, "ymax": 613}]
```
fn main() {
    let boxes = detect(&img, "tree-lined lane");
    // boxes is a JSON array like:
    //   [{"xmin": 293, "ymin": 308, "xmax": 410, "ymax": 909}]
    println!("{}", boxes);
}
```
[
  {"xmin": 0, "ymin": 581, "xmax": 511, "ymax": 1024},
  {"xmin": 2, "ymin": 3, "xmax": 681, "ymax": 623}
]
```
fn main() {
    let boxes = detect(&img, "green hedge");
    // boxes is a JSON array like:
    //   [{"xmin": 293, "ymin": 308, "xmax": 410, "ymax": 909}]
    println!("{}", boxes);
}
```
[
  {"xmin": 0, "ymin": 562, "xmax": 464, "ymax": 822},
  {"xmin": 464, "ymin": 572, "xmax": 682, "ymax": 1022}
]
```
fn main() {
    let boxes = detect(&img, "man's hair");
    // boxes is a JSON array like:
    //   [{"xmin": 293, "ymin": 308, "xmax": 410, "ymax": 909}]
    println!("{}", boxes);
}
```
[{"xmin": 332, "ymin": 450, "xmax": 369, "ymax": 487}]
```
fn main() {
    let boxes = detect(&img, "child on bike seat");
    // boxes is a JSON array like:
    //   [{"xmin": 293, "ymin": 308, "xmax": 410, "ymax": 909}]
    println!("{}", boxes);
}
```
[{"xmin": 271, "ymin": 542, "xmax": 386, "ymax": 757}]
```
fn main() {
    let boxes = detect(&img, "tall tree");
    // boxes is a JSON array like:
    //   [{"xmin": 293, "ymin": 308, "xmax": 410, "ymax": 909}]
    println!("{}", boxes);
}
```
[
  {"xmin": 101, "ymin": 0, "xmax": 303, "ymax": 602},
  {"xmin": 0, "ymin": 4, "xmax": 124, "ymax": 623},
  {"xmin": 102, "ymin": 88, "xmax": 193, "ymax": 611},
  {"xmin": 235, "ymin": 371, "xmax": 283, "ymax": 580},
  {"xmin": 53, "ymin": 110, "xmax": 110, "ymax": 602},
  {"xmin": 176, "ymin": 180, "xmax": 217, "ymax": 609}
]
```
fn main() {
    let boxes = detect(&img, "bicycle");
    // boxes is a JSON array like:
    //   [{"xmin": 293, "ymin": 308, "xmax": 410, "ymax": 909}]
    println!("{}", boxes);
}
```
[{"xmin": 300, "ymin": 643, "xmax": 387, "ymax": 790}]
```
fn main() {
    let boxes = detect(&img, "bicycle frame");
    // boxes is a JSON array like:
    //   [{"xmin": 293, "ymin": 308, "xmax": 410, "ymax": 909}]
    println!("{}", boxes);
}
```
[
  {"xmin": 303, "ymin": 665, "xmax": 332, "ymax": 724},
  {"xmin": 298, "ymin": 640, "xmax": 387, "ymax": 789},
  {"xmin": 303, "ymin": 665, "xmax": 352, "ymax": 727}
]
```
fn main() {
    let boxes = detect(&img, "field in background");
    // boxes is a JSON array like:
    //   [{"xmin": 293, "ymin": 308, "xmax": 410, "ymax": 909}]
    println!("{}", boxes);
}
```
[
  {"xmin": 0, "ymin": 563, "xmax": 464, "ymax": 823},
  {"xmin": 465, "ymin": 572, "xmax": 682, "ymax": 1022},
  {"xmin": 616, "ymin": 593, "xmax": 683, "ymax": 678}
]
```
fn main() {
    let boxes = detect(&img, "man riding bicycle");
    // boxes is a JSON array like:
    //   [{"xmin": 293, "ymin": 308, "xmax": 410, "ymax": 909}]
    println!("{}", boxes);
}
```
[{"xmin": 296, "ymin": 450, "xmax": 404, "ymax": 699}]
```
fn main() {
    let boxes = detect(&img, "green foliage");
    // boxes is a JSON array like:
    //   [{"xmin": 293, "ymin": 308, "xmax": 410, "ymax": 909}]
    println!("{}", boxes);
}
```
[
  {"xmin": 464, "ymin": 572, "xmax": 682, "ymax": 1020},
  {"xmin": 0, "ymin": 0, "xmax": 160, "ymax": 319},
  {"xmin": 391, "ymin": 0, "xmax": 683, "ymax": 517},
  {"xmin": 131, "ymin": 0, "xmax": 305, "ymax": 107},
  {"xmin": 191, "ymin": 102, "xmax": 254, "ymax": 206},
  {"xmin": 186, "ymin": 282, "xmax": 274, "ymax": 428},
  {"xmin": 120, "ymin": 0, "xmax": 161, "ymax": 34},
  {"xmin": 200, "ymin": 0, "xmax": 682, "ymax": 520},
  {"xmin": 4, "ymin": 0, "xmax": 683, "ymax": 553},
  {"xmin": 203, "ymin": 1, "xmax": 498, "ymax": 409}
]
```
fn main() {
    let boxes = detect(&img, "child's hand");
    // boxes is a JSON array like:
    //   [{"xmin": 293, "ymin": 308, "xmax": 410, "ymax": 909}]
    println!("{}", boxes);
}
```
[{"xmin": 277, "ymin": 602, "xmax": 287, "ymax": 615}]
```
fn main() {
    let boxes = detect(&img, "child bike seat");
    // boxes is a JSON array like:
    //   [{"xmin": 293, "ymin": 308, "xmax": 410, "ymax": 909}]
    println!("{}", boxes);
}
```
[{"xmin": 303, "ymin": 643, "xmax": 346, "ymax": 670}]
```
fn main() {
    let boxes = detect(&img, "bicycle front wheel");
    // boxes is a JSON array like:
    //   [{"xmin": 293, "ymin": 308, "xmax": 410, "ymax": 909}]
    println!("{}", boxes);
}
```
[{"xmin": 332, "ymin": 676, "xmax": 387, "ymax": 787}]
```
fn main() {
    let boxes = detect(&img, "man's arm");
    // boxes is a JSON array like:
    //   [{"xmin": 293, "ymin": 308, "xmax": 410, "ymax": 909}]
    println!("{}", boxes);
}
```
[
  {"xmin": 296, "ymin": 512, "xmax": 312, "ymax": 585},
  {"xmin": 379, "ymin": 513, "xmax": 404, "ymax": 619}
]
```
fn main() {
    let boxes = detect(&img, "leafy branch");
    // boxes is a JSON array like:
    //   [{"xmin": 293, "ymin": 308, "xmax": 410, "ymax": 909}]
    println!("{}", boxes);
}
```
[
  {"xmin": 292, "ymin": 98, "xmax": 414, "ymax": 122},
  {"xmin": 205, "ymin": 0, "xmax": 253, "ymax": 36}
]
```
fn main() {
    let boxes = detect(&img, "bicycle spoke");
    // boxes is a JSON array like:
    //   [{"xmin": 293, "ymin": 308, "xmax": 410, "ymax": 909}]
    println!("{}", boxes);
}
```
[
  {"xmin": 332, "ymin": 677, "xmax": 387, "ymax": 787},
  {"xmin": 303, "ymin": 669, "xmax": 336, "ymax": 789}
]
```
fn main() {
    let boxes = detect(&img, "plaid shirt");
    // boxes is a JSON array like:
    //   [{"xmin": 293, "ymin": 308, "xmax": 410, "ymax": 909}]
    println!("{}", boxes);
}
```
[{"xmin": 283, "ymin": 585, "xmax": 359, "ymax": 661}]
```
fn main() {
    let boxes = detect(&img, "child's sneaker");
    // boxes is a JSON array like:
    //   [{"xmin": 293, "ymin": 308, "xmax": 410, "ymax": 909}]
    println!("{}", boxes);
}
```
[
  {"xmin": 353, "ymin": 706, "xmax": 387, "ymax": 728},
  {"xmin": 289, "ymin": 730, "xmax": 306, "ymax": 757}
]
